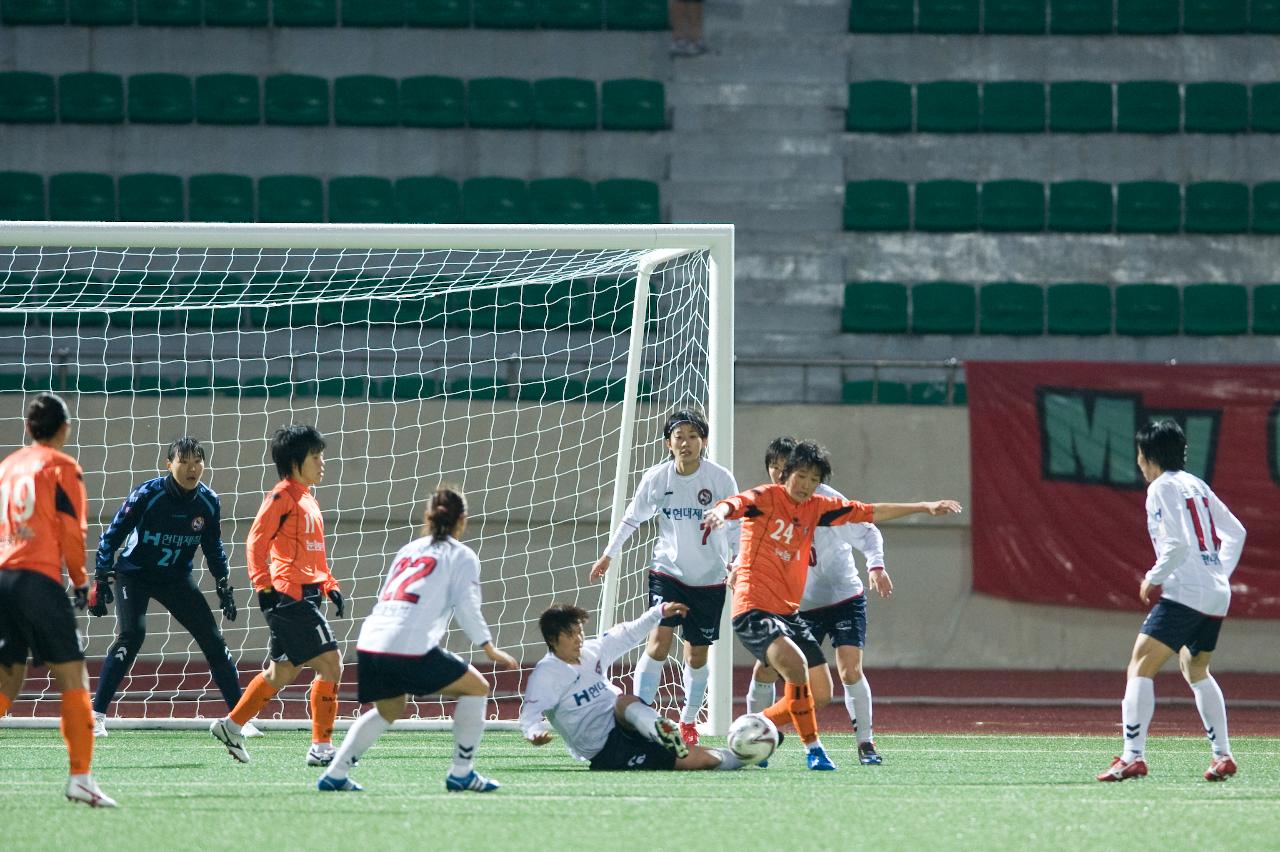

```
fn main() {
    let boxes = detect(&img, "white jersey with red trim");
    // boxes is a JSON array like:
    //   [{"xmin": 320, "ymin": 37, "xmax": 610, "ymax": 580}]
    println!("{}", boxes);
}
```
[
  {"xmin": 800, "ymin": 483, "xmax": 886, "ymax": 610},
  {"xmin": 1144, "ymin": 470, "xmax": 1246, "ymax": 618}
]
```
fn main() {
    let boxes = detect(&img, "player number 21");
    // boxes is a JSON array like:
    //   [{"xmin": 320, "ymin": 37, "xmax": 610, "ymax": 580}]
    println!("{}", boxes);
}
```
[
  {"xmin": 379, "ymin": 555, "xmax": 438, "ymax": 604},
  {"xmin": 769, "ymin": 519, "xmax": 795, "ymax": 544}
]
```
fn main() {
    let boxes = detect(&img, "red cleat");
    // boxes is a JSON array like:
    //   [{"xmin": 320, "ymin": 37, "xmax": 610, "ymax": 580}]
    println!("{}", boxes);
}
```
[
  {"xmin": 1205, "ymin": 755, "xmax": 1237, "ymax": 781},
  {"xmin": 1096, "ymin": 756, "xmax": 1148, "ymax": 782},
  {"xmin": 678, "ymin": 722, "xmax": 699, "ymax": 747}
]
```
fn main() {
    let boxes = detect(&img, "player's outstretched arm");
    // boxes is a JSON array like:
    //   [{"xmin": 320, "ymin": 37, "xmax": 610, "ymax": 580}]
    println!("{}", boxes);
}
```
[
  {"xmin": 588, "ymin": 554, "xmax": 611, "ymax": 582},
  {"xmin": 482, "ymin": 642, "xmax": 519, "ymax": 671},
  {"xmin": 870, "ymin": 500, "xmax": 963, "ymax": 523}
]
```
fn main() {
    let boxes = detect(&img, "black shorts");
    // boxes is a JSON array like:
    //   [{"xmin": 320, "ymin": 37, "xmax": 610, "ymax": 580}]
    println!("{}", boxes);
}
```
[
  {"xmin": 648, "ymin": 572, "xmax": 726, "ymax": 646},
  {"xmin": 1140, "ymin": 598, "xmax": 1224, "ymax": 655},
  {"xmin": 356, "ymin": 647, "xmax": 469, "ymax": 704},
  {"xmin": 0, "ymin": 568, "xmax": 84, "ymax": 667},
  {"xmin": 799, "ymin": 594, "xmax": 867, "ymax": 649},
  {"xmin": 588, "ymin": 721, "xmax": 678, "ymax": 771},
  {"xmin": 266, "ymin": 589, "xmax": 338, "ymax": 666},
  {"xmin": 731, "ymin": 608, "xmax": 826, "ymax": 669}
]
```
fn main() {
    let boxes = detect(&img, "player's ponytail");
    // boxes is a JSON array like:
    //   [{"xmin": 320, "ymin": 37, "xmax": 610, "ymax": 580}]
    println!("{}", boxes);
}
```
[
  {"xmin": 426, "ymin": 486, "xmax": 467, "ymax": 541},
  {"xmin": 26, "ymin": 392, "xmax": 69, "ymax": 442}
]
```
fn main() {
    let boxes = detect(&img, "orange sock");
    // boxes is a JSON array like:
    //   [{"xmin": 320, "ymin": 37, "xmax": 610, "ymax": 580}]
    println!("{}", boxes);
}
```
[
  {"xmin": 60, "ymin": 689, "xmax": 94, "ymax": 775},
  {"xmin": 761, "ymin": 695, "xmax": 792, "ymax": 729},
  {"xmin": 229, "ymin": 673, "xmax": 278, "ymax": 727},
  {"xmin": 0, "ymin": 692, "xmax": 12, "ymax": 718},
  {"xmin": 785, "ymin": 681, "xmax": 819, "ymax": 745},
  {"xmin": 310, "ymin": 677, "xmax": 338, "ymax": 745}
]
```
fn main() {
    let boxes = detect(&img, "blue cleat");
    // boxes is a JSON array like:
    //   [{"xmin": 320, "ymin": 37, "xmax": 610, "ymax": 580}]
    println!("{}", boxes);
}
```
[
  {"xmin": 858, "ymin": 741, "xmax": 883, "ymax": 765},
  {"xmin": 758, "ymin": 730, "xmax": 784, "ymax": 768},
  {"xmin": 446, "ymin": 770, "xmax": 501, "ymax": 793},
  {"xmin": 806, "ymin": 745, "xmax": 837, "ymax": 771},
  {"xmin": 317, "ymin": 774, "xmax": 363, "ymax": 792}
]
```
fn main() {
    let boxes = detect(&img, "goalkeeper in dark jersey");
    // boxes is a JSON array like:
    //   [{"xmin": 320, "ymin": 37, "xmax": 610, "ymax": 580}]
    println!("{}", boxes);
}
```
[{"xmin": 88, "ymin": 437, "xmax": 253, "ymax": 737}]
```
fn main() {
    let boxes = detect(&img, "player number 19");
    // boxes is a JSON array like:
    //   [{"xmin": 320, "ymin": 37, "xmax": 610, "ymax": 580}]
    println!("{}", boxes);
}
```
[{"xmin": 0, "ymin": 475, "xmax": 36, "ymax": 523}]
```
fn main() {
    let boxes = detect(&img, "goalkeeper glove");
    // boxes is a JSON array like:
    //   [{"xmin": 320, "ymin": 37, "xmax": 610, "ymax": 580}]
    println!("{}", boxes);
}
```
[
  {"xmin": 73, "ymin": 585, "xmax": 91, "ymax": 612},
  {"xmin": 88, "ymin": 576, "xmax": 114, "ymax": 617},
  {"xmin": 215, "ymin": 577, "xmax": 237, "ymax": 622},
  {"xmin": 327, "ymin": 589, "xmax": 346, "ymax": 618},
  {"xmin": 257, "ymin": 588, "xmax": 279, "ymax": 613}
]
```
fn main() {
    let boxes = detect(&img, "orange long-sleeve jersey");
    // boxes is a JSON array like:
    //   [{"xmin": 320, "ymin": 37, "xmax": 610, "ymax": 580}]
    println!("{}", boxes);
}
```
[
  {"xmin": 0, "ymin": 443, "xmax": 88, "ymax": 587},
  {"xmin": 245, "ymin": 478, "xmax": 336, "ymax": 600},
  {"xmin": 719, "ymin": 484, "xmax": 874, "ymax": 617}
]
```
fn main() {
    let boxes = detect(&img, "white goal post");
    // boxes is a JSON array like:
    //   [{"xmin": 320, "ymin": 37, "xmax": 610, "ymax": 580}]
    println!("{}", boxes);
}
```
[{"xmin": 0, "ymin": 221, "xmax": 733, "ymax": 733}]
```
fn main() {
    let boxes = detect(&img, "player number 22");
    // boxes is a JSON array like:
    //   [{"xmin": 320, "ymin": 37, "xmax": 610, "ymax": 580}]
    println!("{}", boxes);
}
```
[
  {"xmin": 769, "ymin": 519, "xmax": 795, "ymax": 544},
  {"xmin": 379, "ymin": 556, "xmax": 438, "ymax": 603}
]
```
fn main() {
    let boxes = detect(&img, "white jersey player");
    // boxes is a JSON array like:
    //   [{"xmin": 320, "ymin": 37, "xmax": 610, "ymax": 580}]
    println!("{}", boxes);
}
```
[
  {"xmin": 1098, "ymin": 421, "xmax": 1246, "ymax": 784},
  {"xmin": 520, "ymin": 601, "xmax": 746, "ymax": 771},
  {"xmin": 589, "ymin": 409, "xmax": 739, "ymax": 746},
  {"xmin": 317, "ymin": 488, "xmax": 518, "ymax": 794}
]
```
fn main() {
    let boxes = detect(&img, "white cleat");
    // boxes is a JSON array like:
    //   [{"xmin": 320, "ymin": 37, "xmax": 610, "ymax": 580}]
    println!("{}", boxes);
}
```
[
  {"xmin": 306, "ymin": 743, "xmax": 337, "ymax": 766},
  {"xmin": 92, "ymin": 712, "xmax": 108, "ymax": 739},
  {"xmin": 210, "ymin": 718, "xmax": 250, "ymax": 764},
  {"xmin": 65, "ymin": 775, "xmax": 118, "ymax": 808},
  {"xmin": 241, "ymin": 720, "xmax": 264, "ymax": 738}
]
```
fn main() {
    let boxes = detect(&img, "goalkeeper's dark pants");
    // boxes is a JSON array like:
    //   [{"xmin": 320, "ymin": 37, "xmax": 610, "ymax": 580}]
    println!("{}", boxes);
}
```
[{"xmin": 92, "ymin": 572, "xmax": 242, "ymax": 715}]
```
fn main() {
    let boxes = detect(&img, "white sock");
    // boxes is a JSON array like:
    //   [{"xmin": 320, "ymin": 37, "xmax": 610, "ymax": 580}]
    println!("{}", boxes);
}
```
[
  {"xmin": 622, "ymin": 700, "xmax": 662, "ymax": 742},
  {"xmin": 844, "ymin": 676, "xmax": 873, "ymax": 743},
  {"xmin": 451, "ymin": 695, "xmax": 487, "ymax": 777},
  {"xmin": 710, "ymin": 747, "xmax": 745, "ymax": 770},
  {"xmin": 746, "ymin": 679, "xmax": 774, "ymax": 715},
  {"xmin": 1191, "ymin": 676, "xmax": 1231, "ymax": 757},
  {"xmin": 633, "ymin": 653, "xmax": 664, "ymax": 705},
  {"xmin": 221, "ymin": 716, "xmax": 242, "ymax": 736},
  {"xmin": 806, "ymin": 737, "xmax": 825, "ymax": 752},
  {"xmin": 327, "ymin": 708, "xmax": 390, "ymax": 780},
  {"xmin": 680, "ymin": 664, "xmax": 709, "ymax": 724},
  {"xmin": 1121, "ymin": 676, "xmax": 1155, "ymax": 762}
]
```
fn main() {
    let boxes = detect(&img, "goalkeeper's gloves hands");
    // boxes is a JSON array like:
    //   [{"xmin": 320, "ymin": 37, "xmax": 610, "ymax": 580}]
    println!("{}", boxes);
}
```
[
  {"xmin": 73, "ymin": 585, "xmax": 91, "ymax": 613},
  {"xmin": 215, "ymin": 577, "xmax": 237, "ymax": 622},
  {"xmin": 327, "ymin": 589, "xmax": 346, "ymax": 618},
  {"xmin": 88, "ymin": 574, "xmax": 114, "ymax": 617},
  {"xmin": 257, "ymin": 588, "xmax": 279, "ymax": 613}
]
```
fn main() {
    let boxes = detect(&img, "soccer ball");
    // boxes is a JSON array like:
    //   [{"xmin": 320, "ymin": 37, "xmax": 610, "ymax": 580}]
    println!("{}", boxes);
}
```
[{"xmin": 726, "ymin": 713, "xmax": 779, "ymax": 765}]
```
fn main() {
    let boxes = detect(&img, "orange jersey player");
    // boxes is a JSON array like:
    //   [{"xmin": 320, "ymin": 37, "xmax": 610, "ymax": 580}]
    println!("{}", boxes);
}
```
[
  {"xmin": 0, "ymin": 393, "xmax": 115, "ymax": 807},
  {"xmin": 211, "ymin": 425, "xmax": 346, "ymax": 768},
  {"xmin": 701, "ymin": 440, "xmax": 961, "ymax": 771}
]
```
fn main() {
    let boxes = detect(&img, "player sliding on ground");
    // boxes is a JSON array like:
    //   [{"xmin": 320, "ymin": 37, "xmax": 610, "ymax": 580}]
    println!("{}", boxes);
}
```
[
  {"xmin": 211, "ymin": 425, "xmax": 346, "ymax": 766},
  {"xmin": 520, "ymin": 601, "xmax": 750, "ymax": 771},
  {"xmin": 588, "ymin": 409, "xmax": 738, "ymax": 746},
  {"xmin": 317, "ymin": 486, "xmax": 519, "ymax": 793},
  {"xmin": 1097, "ymin": 420, "xmax": 1246, "ymax": 783},
  {"xmin": 0, "ymin": 393, "xmax": 115, "ymax": 807},
  {"xmin": 88, "ymin": 437, "xmax": 257, "ymax": 738},
  {"xmin": 745, "ymin": 436, "xmax": 891, "ymax": 766},
  {"xmin": 702, "ymin": 440, "xmax": 961, "ymax": 771}
]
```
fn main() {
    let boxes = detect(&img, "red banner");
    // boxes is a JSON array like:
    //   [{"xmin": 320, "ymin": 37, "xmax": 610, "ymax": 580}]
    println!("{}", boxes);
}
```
[{"xmin": 968, "ymin": 361, "xmax": 1280, "ymax": 618}]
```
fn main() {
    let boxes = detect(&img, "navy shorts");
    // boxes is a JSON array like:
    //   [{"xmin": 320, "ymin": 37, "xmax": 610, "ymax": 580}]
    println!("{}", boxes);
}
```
[
  {"xmin": 266, "ymin": 587, "xmax": 338, "ymax": 666},
  {"xmin": 356, "ymin": 647, "xmax": 470, "ymax": 704},
  {"xmin": 731, "ymin": 608, "xmax": 826, "ymax": 669},
  {"xmin": 1140, "ymin": 598, "xmax": 1223, "ymax": 655},
  {"xmin": 589, "ymin": 721, "xmax": 678, "ymax": 771},
  {"xmin": 649, "ymin": 572, "xmax": 726, "ymax": 647},
  {"xmin": 799, "ymin": 594, "xmax": 867, "ymax": 649},
  {"xmin": 0, "ymin": 569, "xmax": 84, "ymax": 667}
]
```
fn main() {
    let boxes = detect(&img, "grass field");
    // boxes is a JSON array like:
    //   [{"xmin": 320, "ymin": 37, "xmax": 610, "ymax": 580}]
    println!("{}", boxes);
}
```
[{"xmin": 2, "ymin": 730, "xmax": 1278, "ymax": 851}]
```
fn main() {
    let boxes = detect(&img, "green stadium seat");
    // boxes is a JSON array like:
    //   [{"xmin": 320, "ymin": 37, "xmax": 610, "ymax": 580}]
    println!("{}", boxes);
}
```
[
  {"xmin": 842, "ymin": 281, "xmax": 908, "ymax": 333},
  {"xmin": 334, "ymin": 75, "xmax": 399, "ymax": 126},
  {"xmin": 1116, "ymin": 181, "xmax": 1180, "ymax": 233},
  {"xmin": 299, "ymin": 377, "xmax": 367, "ymax": 398},
  {"xmin": 196, "ymin": 75, "xmax": 260, "ymax": 125},
  {"xmin": 446, "ymin": 375, "xmax": 510, "ymax": 400},
  {"xmin": 1251, "ymin": 83, "xmax": 1280, "ymax": 132},
  {"xmin": 1116, "ymin": 0, "xmax": 1178, "ymax": 33},
  {"xmin": 406, "ymin": 0, "xmax": 470, "ymax": 27},
  {"xmin": 585, "ymin": 377, "xmax": 624, "ymax": 402},
  {"xmin": 0, "ymin": 172, "xmax": 44, "ymax": 219},
  {"xmin": 257, "ymin": 175, "xmax": 324, "ymax": 223},
  {"xmin": 400, "ymin": 75, "xmax": 465, "ymax": 127},
  {"xmin": 0, "ymin": 73, "xmax": 56, "ymax": 123},
  {"xmin": 601, "ymin": 79, "xmax": 665, "ymax": 130},
  {"xmin": 264, "ymin": 74, "xmax": 329, "ymax": 126},
  {"xmin": 847, "ymin": 81, "xmax": 912, "ymax": 133},
  {"xmin": 534, "ymin": 78, "xmax": 598, "ymax": 129},
  {"xmin": 473, "ymin": 0, "xmax": 536, "ymax": 27},
  {"xmin": 205, "ymin": 0, "xmax": 268, "ymax": 25},
  {"xmin": 844, "ymin": 180, "xmax": 909, "ymax": 231},
  {"xmin": 983, "ymin": 0, "xmax": 1047, "ymax": 33},
  {"xmin": 1, "ymin": 0, "xmax": 65, "ymax": 23},
  {"xmin": 841, "ymin": 380, "xmax": 909, "ymax": 404},
  {"xmin": 1058, "ymin": 299, "xmax": 1124, "ymax": 354},
  {"xmin": 918, "ymin": 0, "xmax": 979, "ymax": 32},
  {"xmin": 912, "ymin": 380, "xmax": 967, "ymax": 405},
  {"xmin": 118, "ymin": 173, "xmax": 183, "ymax": 221},
  {"xmin": 188, "ymin": 173, "xmax": 253, "ymax": 222},
  {"xmin": 137, "ymin": 0, "xmax": 199, "ymax": 24},
  {"xmin": 1048, "ymin": 181, "xmax": 1113, "ymax": 232},
  {"xmin": 848, "ymin": 0, "xmax": 913, "ymax": 31},
  {"xmin": 342, "ymin": 0, "xmax": 404, "ymax": 26},
  {"xmin": 395, "ymin": 176, "xmax": 462, "ymax": 223},
  {"xmin": 1184, "ymin": 182, "xmax": 1249, "ymax": 233},
  {"xmin": 468, "ymin": 77, "xmax": 534, "ymax": 128},
  {"xmin": 128, "ymin": 73, "xmax": 194, "ymax": 124},
  {"xmin": 1184, "ymin": 0, "xmax": 1246, "ymax": 33},
  {"xmin": 1252, "ymin": 0, "xmax": 1280, "ymax": 32},
  {"xmin": 69, "ymin": 0, "xmax": 132, "ymax": 24},
  {"xmin": 915, "ymin": 180, "xmax": 978, "ymax": 231},
  {"xmin": 530, "ymin": 178, "xmax": 597, "ymax": 224},
  {"xmin": 1115, "ymin": 284, "xmax": 1179, "ymax": 335},
  {"xmin": 1183, "ymin": 284, "xmax": 1247, "ymax": 335},
  {"xmin": 1049, "ymin": 0, "xmax": 1114, "ymax": 33},
  {"xmin": 912, "ymin": 281, "xmax": 976, "ymax": 333},
  {"xmin": 274, "ymin": 0, "xmax": 337, "ymax": 25},
  {"xmin": 1184, "ymin": 83, "xmax": 1248, "ymax": 133},
  {"xmin": 981, "ymin": 81, "xmax": 1045, "ymax": 133},
  {"xmin": 369, "ymin": 375, "xmax": 441, "ymax": 400},
  {"xmin": 980, "ymin": 282, "xmax": 1044, "ymax": 334},
  {"xmin": 463, "ymin": 177, "xmax": 529, "ymax": 224},
  {"xmin": 1252, "ymin": 182, "xmax": 1280, "ymax": 234},
  {"xmin": 980, "ymin": 180, "xmax": 1045, "ymax": 232},
  {"xmin": 59, "ymin": 72, "xmax": 124, "ymax": 124},
  {"xmin": 539, "ymin": 0, "xmax": 602, "ymax": 28},
  {"xmin": 517, "ymin": 376, "xmax": 588, "ymax": 402},
  {"xmin": 1049, "ymin": 81, "xmax": 1113, "ymax": 132},
  {"xmin": 1116, "ymin": 81, "xmax": 1180, "ymax": 133},
  {"xmin": 49, "ymin": 172, "xmax": 114, "ymax": 221},
  {"xmin": 328, "ymin": 177, "xmax": 394, "ymax": 223},
  {"xmin": 596, "ymin": 178, "xmax": 659, "ymax": 223},
  {"xmin": 1253, "ymin": 285, "xmax": 1280, "ymax": 333},
  {"xmin": 605, "ymin": 0, "xmax": 666, "ymax": 29},
  {"xmin": 916, "ymin": 81, "xmax": 980, "ymax": 132}
]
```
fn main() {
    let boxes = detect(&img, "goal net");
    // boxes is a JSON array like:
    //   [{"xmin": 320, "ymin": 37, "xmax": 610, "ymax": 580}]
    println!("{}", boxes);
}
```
[{"xmin": 0, "ymin": 222, "xmax": 733, "ymax": 732}]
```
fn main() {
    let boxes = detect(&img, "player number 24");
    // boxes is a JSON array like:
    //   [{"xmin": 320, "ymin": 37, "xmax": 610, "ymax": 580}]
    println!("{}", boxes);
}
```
[
  {"xmin": 769, "ymin": 518, "xmax": 795, "ymax": 545},
  {"xmin": 379, "ymin": 556, "xmax": 438, "ymax": 604}
]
